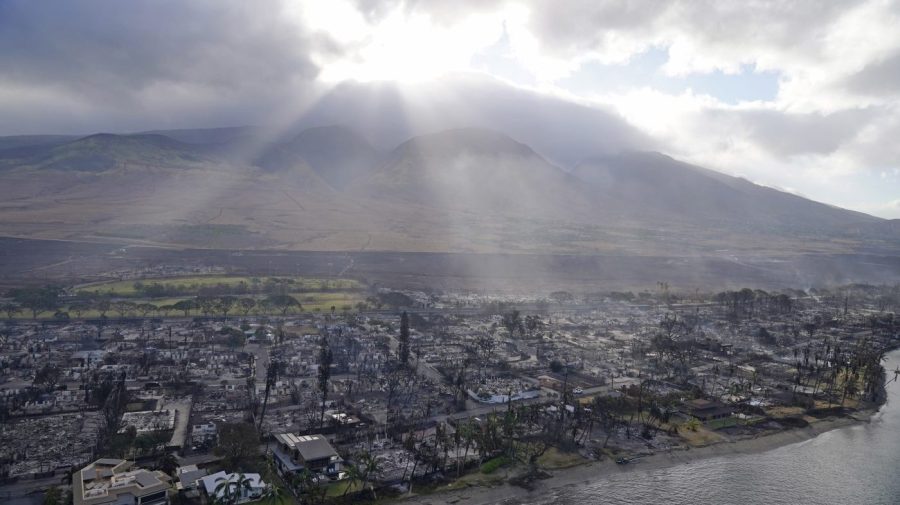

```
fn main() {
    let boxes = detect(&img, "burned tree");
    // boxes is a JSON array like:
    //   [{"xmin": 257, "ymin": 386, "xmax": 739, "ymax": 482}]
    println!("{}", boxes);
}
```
[{"xmin": 318, "ymin": 336, "xmax": 333, "ymax": 428}]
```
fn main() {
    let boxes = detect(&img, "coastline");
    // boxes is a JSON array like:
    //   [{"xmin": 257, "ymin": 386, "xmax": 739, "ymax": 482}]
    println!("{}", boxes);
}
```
[{"xmin": 397, "ymin": 407, "xmax": 880, "ymax": 505}]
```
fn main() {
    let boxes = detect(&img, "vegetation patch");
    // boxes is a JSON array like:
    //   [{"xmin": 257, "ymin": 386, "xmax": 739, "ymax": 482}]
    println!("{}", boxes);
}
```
[
  {"xmin": 536, "ymin": 447, "xmax": 587, "ymax": 469},
  {"xmin": 480, "ymin": 455, "xmax": 510, "ymax": 474}
]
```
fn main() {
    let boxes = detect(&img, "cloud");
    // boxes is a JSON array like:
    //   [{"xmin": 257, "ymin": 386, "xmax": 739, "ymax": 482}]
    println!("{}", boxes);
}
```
[
  {"xmin": 844, "ymin": 50, "xmax": 900, "ymax": 98},
  {"xmin": 296, "ymin": 74, "xmax": 656, "ymax": 166},
  {"xmin": 0, "ymin": 0, "xmax": 323, "ymax": 134},
  {"xmin": 728, "ymin": 108, "xmax": 875, "ymax": 158}
]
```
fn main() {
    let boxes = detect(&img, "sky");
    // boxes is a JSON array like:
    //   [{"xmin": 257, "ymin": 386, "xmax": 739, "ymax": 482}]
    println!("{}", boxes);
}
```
[{"xmin": 1, "ymin": 0, "xmax": 899, "ymax": 218}]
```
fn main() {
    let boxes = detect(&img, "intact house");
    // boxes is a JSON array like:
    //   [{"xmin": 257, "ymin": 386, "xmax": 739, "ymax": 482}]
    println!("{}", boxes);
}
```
[
  {"xmin": 74, "ymin": 458, "xmax": 170, "ymax": 505},
  {"xmin": 685, "ymin": 398, "xmax": 733, "ymax": 422},
  {"xmin": 199, "ymin": 472, "xmax": 266, "ymax": 504},
  {"xmin": 173, "ymin": 464, "xmax": 208, "ymax": 499},
  {"xmin": 272, "ymin": 433, "xmax": 344, "ymax": 480}
]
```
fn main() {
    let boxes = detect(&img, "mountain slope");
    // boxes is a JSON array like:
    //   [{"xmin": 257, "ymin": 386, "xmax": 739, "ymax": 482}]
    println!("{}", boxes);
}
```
[
  {"xmin": 255, "ymin": 125, "xmax": 380, "ymax": 189},
  {"xmin": 350, "ymin": 128, "xmax": 595, "ymax": 220},
  {"xmin": 0, "ymin": 127, "xmax": 895, "ymax": 257},
  {"xmin": 0, "ymin": 133, "xmax": 211, "ymax": 172},
  {"xmin": 572, "ymin": 151, "xmax": 880, "ymax": 233}
]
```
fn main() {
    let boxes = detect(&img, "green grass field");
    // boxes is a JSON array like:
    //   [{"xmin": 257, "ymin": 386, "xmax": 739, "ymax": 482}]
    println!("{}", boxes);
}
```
[
  {"xmin": 6, "ymin": 274, "xmax": 367, "ymax": 320},
  {"xmin": 41, "ymin": 292, "xmax": 365, "ymax": 319},
  {"xmin": 77, "ymin": 275, "xmax": 360, "ymax": 297}
]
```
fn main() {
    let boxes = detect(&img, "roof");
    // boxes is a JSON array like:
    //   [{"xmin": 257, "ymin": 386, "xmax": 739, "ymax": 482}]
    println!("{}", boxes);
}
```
[
  {"xmin": 176, "ymin": 465, "xmax": 208, "ymax": 487},
  {"xmin": 74, "ymin": 459, "xmax": 169, "ymax": 505},
  {"xmin": 687, "ymin": 398, "xmax": 721, "ymax": 410},
  {"xmin": 200, "ymin": 472, "xmax": 265, "ymax": 497},
  {"xmin": 274, "ymin": 433, "xmax": 338, "ymax": 461}
]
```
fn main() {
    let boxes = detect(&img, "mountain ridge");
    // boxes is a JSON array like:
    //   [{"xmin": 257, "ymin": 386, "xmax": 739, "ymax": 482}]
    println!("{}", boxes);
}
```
[{"xmin": 0, "ymin": 125, "xmax": 894, "ymax": 257}]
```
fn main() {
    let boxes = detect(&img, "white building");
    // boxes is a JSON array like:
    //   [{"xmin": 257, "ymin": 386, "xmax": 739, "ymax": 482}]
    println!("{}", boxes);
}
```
[
  {"xmin": 74, "ymin": 459, "xmax": 170, "ymax": 505},
  {"xmin": 199, "ymin": 472, "xmax": 266, "ymax": 504}
]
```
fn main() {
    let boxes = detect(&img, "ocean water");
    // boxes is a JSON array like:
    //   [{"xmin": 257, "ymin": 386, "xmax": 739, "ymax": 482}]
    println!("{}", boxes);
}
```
[{"xmin": 508, "ymin": 350, "xmax": 900, "ymax": 505}]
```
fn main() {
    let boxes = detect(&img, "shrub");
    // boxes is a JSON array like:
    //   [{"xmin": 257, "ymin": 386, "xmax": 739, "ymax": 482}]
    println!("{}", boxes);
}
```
[{"xmin": 480, "ymin": 455, "xmax": 510, "ymax": 474}]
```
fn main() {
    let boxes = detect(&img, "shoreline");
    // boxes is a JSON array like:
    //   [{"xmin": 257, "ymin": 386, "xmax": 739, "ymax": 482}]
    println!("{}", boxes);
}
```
[{"xmin": 398, "ymin": 407, "xmax": 879, "ymax": 505}]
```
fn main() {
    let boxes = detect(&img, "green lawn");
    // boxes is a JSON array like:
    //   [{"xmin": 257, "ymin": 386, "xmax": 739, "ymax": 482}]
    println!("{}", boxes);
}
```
[
  {"xmin": 325, "ymin": 480, "xmax": 365, "ymax": 498},
  {"xmin": 3, "ymin": 274, "xmax": 369, "ymax": 320},
  {"xmin": 9, "ymin": 292, "xmax": 366, "ymax": 320},
  {"xmin": 77, "ymin": 275, "xmax": 360, "ymax": 297},
  {"xmin": 705, "ymin": 416, "xmax": 739, "ymax": 430},
  {"xmin": 244, "ymin": 495, "xmax": 295, "ymax": 505}
]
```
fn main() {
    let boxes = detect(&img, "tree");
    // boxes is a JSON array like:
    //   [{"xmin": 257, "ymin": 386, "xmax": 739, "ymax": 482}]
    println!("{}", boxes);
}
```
[
  {"xmin": 502, "ymin": 310, "xmax": 523, "ymax": 339},
  {"xmin": 137, "ymin": 303, "xmax": 156, "ymax": 318},
  {"xmin": 68, "ymin": 301, "xmax": 90, "ymax": 319},
  {"xmin": 218, "ymin": 296, "xmax": 237, "ymax": 318},
  {"xmin": 173, "ymin": 299, "xmax": 195, "ymax": 317},
  {"xmin": 157, "ymin": 452, "xmax": 179, "ymax": 477},
  {"xmin": 359, "ymin": 451, "xmax": 380, "ymax": 500},
  {"xmin": 549, "ymin": 360, "xmax": 564, "ymax": 374},
  {"xmin": 342, "ymin": 460, "xmax": 364, "ymax": 498},
  {"xmin": 198, "ymin": 297, "xmax": 217, "ymax": 317},
  {"xmin": 43, "ymin": 486, "xmax": 62, "ymax": 505},
  {"xmin": 1, "ymin": 302, "xmax": 19, "ymax": 319},
  {"xmin": 239, "ymin": 297, "xmax": 257, "ymax": 316},
  {"xmin": 94, "ymin": 299, "xmax": 111, "ymax": 318},
  {"xmin": 10, "ymin": 286, "xmax": 61, "ymax": 319},
  {"xmin": 261, "ymin": 480, "xmax": 286, "ymax": 505},
  {"xmin": 684, "ymin": 418, "xmax": 701, "ymax": 432},
  {"xmin": 318, "ymin": 337, "xmax": 333, "ymax": 428},
  {"xmin": 293, "ymin": 468, "xmax": 325, "ymax": 505},
  {"xmin": 112, "ymin": 301, "xmax": 136, "ymax": 318},
  {"xmin": 226, "ymin": 330, "xmax": 246, "ymax": 351},
  {"xmin": 215, "ymin": 423, "xmax": 259, "ymax": 468},
  {"xmin": 257, "ymin": 360, "xmax": 279, "ymax": 434},
  {"xmin": 34, "ymin": 363, "xmax": 61, "ymax": 391},
  {"xmin": 214, "ymin": 473, "xmax": 253, "ymax": 505},
  {"xmin": 398, "ymin": 311, "xmax": 410, "ymax": 367},
  {"xmin": 265, "ymin": 294, "xmax": 301, "ymax": 316}
]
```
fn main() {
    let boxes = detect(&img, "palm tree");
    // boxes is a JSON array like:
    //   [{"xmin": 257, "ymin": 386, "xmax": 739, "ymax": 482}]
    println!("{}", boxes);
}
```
[
  {"xmin": 294, "ymin": 468, "xmax": 324, "ymax": 505},
  {"xmin": 261, "ymin": 481, "xmax": 285, "ymax": 505},
  {"xmin": 214, "ymin": 476, "xmax": 237, "ymax": 505},
  {"xmin": 214, "ymin": 473, "xmax": 253, "ymax": 505},
  {"xmin": 341, "ymin": 461, "xmax": 363, "ymax": 498},
  {"xmin": 360, "ymin": 451, "xmax": 381, "ymax": 500}
]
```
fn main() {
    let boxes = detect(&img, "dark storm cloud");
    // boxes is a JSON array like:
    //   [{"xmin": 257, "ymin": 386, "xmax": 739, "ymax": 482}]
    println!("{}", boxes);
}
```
[{"xmin": 0, "ymin": 0, "xmax": 322, "ymax": 134}]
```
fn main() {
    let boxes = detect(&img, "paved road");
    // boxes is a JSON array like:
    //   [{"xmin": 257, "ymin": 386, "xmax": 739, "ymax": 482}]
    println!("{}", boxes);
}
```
[
  {"xmin": 247, "ymin": 343, "xmax": 269, "ymax": 385},
  {"xmin": 0, "ymin": 476, "xmax": 66, "ymax": 505}
]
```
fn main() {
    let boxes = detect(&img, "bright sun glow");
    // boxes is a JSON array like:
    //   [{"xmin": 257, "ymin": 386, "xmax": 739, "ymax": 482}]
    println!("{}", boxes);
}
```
[{"xmin": 294, "ymin": 1, "xmax": 506, "ymax": 83}]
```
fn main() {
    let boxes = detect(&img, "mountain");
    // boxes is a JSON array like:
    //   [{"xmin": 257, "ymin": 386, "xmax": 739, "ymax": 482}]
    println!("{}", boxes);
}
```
[
  {"xmin": 138, "ymin": 126, "xmax": 256, "ymax": 145},
  {"xmin": 571, "ymin": 151, "xmax": 880, "ymax": 234},
  {"xmin": 350, "ymin": 128, "xmax": 594, "ymax": 220},
  {"xmin": 0, "ymin": 126, "xmax": 896, "ymax": 258},
  {"xmin": 0, "ymin": 134, "xmax": 79, "ymax": 153},
  {"xmin": 0, "ymin": 133, "xmax": 209, "ymax": 172},
  {"xmin": 255, "ymin": 125, "xmax": 380, "ymax": 189},
  {"xmin": 295, "ymin": 75, "xmax": 655, "ymax": 167}
]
